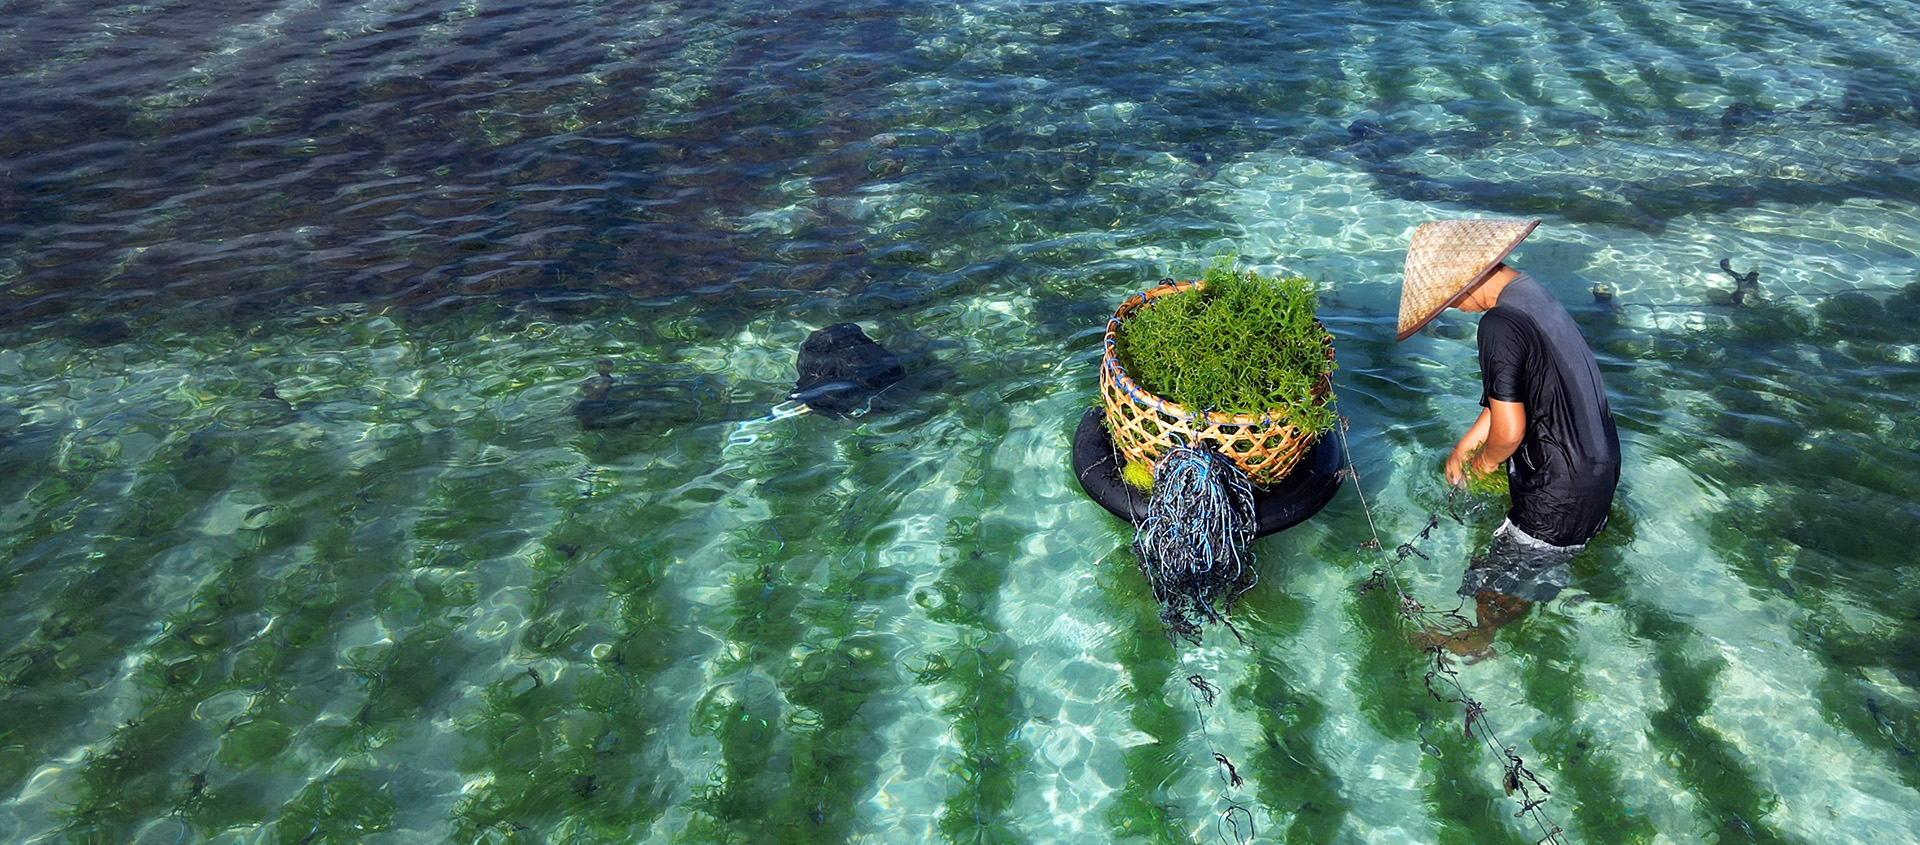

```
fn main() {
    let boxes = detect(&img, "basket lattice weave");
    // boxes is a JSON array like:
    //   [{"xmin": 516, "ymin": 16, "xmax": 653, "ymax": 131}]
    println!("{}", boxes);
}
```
[{"xmin": 1099, "ymin": 280, "xmax": 1332, "ymax": 486}]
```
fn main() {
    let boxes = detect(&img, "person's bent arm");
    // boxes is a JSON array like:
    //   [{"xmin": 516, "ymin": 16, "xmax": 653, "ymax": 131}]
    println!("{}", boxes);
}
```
[{"xmin": 1472, "ymin": 398, "xmax": 1525, "ymax": 474}]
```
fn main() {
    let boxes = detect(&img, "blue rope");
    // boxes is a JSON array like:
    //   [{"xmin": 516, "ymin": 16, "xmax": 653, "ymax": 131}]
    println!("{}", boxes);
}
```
[{"xmin": 1131, "ymin": 439, "xmax": 1257, "ymax": 644}]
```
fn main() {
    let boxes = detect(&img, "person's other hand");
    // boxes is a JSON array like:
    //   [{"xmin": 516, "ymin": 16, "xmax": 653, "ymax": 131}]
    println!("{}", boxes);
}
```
[
  {"xmin": 1447, "ymin": 411, "xmax": 1492, "ymax": 487},
  {"xmin": 1444, "ymin": 447, "xmax": 1470, "ymax": 487},
  {"xmin": 1468, "ymin": 452, "xmax": 1501, "ymax": 476}
]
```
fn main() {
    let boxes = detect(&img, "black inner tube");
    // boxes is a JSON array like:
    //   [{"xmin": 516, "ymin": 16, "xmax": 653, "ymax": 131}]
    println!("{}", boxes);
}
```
[{"xmin": 1070, "ymin": 407, "xmax": 1343, "ymax": 537}]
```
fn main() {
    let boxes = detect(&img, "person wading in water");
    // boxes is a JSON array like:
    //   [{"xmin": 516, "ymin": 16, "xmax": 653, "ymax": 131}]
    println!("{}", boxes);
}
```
[{"xmin": 1396, "ymin": 218, "xmax": 1621, "ymax": 658}]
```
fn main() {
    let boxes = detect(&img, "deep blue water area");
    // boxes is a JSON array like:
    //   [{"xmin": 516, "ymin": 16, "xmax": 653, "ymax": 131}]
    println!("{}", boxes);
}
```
[{"xmin": 2, "ymin": 0, "xmax": 1919, "ymax": 842}]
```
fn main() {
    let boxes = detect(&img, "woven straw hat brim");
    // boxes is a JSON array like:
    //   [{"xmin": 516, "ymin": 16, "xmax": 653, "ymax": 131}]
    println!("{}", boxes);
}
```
[{"xmin": 1396, "ymin": 218, "xmax": 1539, "ymax": 341}]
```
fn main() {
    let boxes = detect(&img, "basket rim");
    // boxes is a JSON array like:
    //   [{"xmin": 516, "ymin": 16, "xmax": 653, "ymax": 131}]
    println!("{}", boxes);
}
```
[{"xmin": 1101, "ymin": 279, "xmax": 1332, "ymax": 427}]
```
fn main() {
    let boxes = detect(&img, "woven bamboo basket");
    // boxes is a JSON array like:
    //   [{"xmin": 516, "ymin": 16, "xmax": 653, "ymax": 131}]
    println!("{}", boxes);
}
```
[{"xmin": 1099, "ymin": 280, "xmax": 1333, "ymax": 486}]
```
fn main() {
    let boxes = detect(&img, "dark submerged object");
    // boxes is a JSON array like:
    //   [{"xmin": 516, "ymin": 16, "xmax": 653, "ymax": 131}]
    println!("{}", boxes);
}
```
[
  {"xmin": 1071, "ymin": 408, "xmax": 1342, "ymax": 538},
  {"xmin": 791, "ymin": 323, "xmax": 903, "ymax": 418},
  {"xmin": 574, "ymin": 360, "xmax": 725, "ymax": 430},
  {"xmin": 259, "ymin": 384, "xmax": 295, "ymax": 410},
  {"xmin": 1719, "ymin": 258, "xmax": 1761, "ymax": 306}
]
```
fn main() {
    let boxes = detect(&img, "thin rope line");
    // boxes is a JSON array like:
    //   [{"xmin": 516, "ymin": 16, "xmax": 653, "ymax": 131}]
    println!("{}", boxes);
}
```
[
  {"xmin": 1335, "ymin": 418, "xmax": 1568, "ymax": 845},
  {"xmin": 1181, "ymin": 658, "xmax": 1256, "ymax": 845}
]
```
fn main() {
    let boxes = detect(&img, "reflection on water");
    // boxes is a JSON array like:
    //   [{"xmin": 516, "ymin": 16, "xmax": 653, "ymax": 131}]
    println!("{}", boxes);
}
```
[{"xmin": 2, "ymin": 0, "xmax": 1919, "ymax": 841}]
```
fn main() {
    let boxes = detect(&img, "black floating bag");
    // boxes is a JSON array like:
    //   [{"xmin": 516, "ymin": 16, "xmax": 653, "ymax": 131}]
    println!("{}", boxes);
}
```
[{"xmin": 791, "ymin": 323, "xmax": 904, "ymax": 418}]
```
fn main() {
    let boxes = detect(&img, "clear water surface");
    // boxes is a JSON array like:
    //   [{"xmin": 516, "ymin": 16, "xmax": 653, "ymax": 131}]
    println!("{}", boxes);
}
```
[{"xmin": 1, "ymin": 0, "xmax": 1918, "ymax": 842}]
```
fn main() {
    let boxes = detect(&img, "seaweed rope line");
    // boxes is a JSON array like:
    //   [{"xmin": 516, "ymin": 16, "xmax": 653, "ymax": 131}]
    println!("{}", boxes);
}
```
[
  {"xmin": 1183, "ymin": 670, "xmax": 1257, "ymax": 845},
  {"xmin": 1334, "ymin": 418, "xmax": 1568, "ymax": 845},
  {"xmin": 1098, "ymin": 421, "xmax": 1255, "ymax": 841},
  {"xmin": 1109, "ymin": 309, "xmax": 1268, "ymax": 647},
  {"xmin": 1125, "ymin": 438, "xmax": 1258, "ymax": 840}
]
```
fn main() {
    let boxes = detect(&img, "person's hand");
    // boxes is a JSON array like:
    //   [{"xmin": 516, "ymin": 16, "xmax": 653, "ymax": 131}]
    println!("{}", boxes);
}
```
[
  {"xmin": 1449, "ymin": 445, "xmax": 1508, "ymax": 492},
  {"xmin": 1468, "ymin": 451, "xmax": 1500, "ymax": 476},
  {"xmin": 1444, "ymin": 448, "xmax": 1469, "ymax": 487},
  {"xmin": 1447, "ymin": 414, "xmax": 1491, "ymax": 488}
]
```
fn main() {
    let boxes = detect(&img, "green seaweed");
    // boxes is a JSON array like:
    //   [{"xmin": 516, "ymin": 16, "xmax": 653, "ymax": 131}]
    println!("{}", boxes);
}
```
[
  {"xmin": 1420, "ymin": 725, "xmax": 1537, "ymax": 845},
  {"xmin": 45, "ymin": 437, "xmax": 339, "ymax": 839},
  {"xmin": 918, "ymin": 496, "xmax": 1028, "ymax": 843},
  {"xmin": 451, "ymin": 458, "xmax": 689, "ymax": 841},
  {"xmin": 1657, "ymin": 286, "xmax": 1920, "ymax": 792},
  {"xmin": 679, "ymin": 428, "xmax": 924, "ymax": 844},
  {"xmin": 1503, "ymin": 583, "xmax": 1658, "ymax": 844},
  {"xmin": 1233, "ymin": 592, "xmax": 1354, "ymax": 844},
  {"xmin": 1578, "ymin": 545, "xmax": 1801, "ymax": 845},
  {"xmin": 1095, "ymin": 546, "xmax": 1191, "ymax": 844},
  {"xmin": 270, "ymin": 769, "xmax": 398, "ymax": 844},
  {"xmin": 4, "ymin": 6, "xmax": 1920, "ymax": 839},
  {"xmin": 1334, "ymin": 498, "xmax": 1563, "ymax": 844},
  {"xmin": 1345, "ymin": 581, "xmax": 1540, "ymax": 844},
  {"xmin": 1346, "ymin": 577, "xmax": 1449, "ymax": 740},
  {"xmin": 1115, "ymin": 259, "xmax": 1336, "ymax": 431}
]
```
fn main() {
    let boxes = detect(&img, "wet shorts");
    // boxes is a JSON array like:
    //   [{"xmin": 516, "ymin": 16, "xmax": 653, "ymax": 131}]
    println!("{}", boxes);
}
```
[{"xmin": 1456, "ymin": 519, "xmax": 1583, "ymax": 604}]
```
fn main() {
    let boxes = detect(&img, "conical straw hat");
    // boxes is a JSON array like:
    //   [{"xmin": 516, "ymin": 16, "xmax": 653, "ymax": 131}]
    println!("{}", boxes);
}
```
[{"xmin": 1396, "ymin": 218, "xmax": 1539, "ymax": 341}]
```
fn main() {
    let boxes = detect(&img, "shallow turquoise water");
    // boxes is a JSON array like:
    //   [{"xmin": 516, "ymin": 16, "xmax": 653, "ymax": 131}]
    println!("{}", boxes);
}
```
[{"xmin": 2, "ymin": 0, "xmax": 1918, "ymax": 842}]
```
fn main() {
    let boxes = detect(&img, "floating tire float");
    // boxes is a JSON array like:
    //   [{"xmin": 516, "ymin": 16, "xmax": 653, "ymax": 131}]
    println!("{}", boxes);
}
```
[{"xmin": 1071, "ymin": 407, "xmax": 1343, "ymax": 537}]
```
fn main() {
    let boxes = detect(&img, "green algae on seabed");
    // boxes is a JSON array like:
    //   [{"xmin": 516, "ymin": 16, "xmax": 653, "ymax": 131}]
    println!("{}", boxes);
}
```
[
  {"xmin": 1093, "ymin": 545, "xmax": 1193, "ymax": 844},
  {"xmin": 5, "ymin": 0, "xmax": 1920, "ymax": 839},
  {"xmin": 43, "ymin": 452, "xmax": 329, "ymax": 837},
  {"xmin": 1345, "ymin": 569, "xmax": 1538, "ymax": 845},
  {"xmin": 272, "ymin": 769, "xmax": 401, "ymax": 844},
  {"xmin": 42, "ymin": 416, "xmax": 464, "ymax": 840},
  {"xmin": 1502, "ymin": 511, "xmax": 1660, "ymax": 845},
  {"xmin": 0, "ymin": 454, "xmax": 203, "ymax": 808},
  {"xmin": 1583, "ymin": 573, "xmax": 1801, "ymax": 844},
  {"xmin": 1657, "ymin": 285, "xmax": 1920, "ymax": 798},
  {"xmin": 1231, "ymin": 590, "xmax": 1355, "ymax": 844},
  {"xmin": 1327, "ymin": 464, "xmax": 1578, "ymax": 845},
  {"xmin": 914, "ymin": 493, "xmax": 1028, "ymax": 841},
  {"xmin": 678, "ymin": 427, "xmax": 930, "ymax": 845},
  {"xmin": 681, "ymin": 558, "xmax": 900, "ymax": 844},
  {"xmin": 1086, "ymin": 380, "xmax": 1355, "ymax": 845},
  {"xmin": 449, "ymin": 474, "xmax": 685, "ymax": 842}
]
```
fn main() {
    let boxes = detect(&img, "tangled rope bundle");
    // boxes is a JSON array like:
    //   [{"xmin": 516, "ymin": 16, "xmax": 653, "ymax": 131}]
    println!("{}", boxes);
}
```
[{"xmin": 1132, "ymin": 440, "xmax": 1258, "ymax": 644}]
